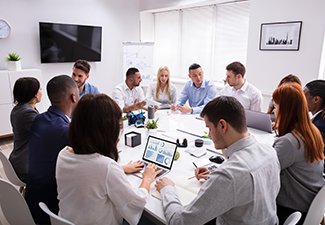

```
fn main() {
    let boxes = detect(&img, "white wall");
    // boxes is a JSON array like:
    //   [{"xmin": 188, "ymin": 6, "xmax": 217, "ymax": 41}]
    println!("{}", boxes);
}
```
[
  {"xmin": 246, "ymin": 0, "xmax": 325, "ymax": 95},
  {"xmin": 0, "ymin": 0, "xmax": 140, "ymax": 112},
  {"xmin": 141, "ymin": 0, "xmax": 325, "ymax": 112}
]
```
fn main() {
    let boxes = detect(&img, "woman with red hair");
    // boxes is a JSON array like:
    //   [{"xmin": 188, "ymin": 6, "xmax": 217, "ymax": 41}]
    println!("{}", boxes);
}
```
[{"xmin": 272, "ymin": 82, "xmax": 325, "ymax": 225}]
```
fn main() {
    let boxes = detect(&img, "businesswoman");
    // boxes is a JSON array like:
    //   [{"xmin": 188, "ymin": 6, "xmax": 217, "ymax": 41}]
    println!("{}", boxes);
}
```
[
  {"xmin": 9, "ymin": 77, "xmax": 42, "ymax": 183},
  {"xmin": 267, "ymin": 74, "xmax": 301, "ymax": 122},
  {"xmin": 146, "ymin": 66, "xmax": 177, "ymax": 106},
  {"xmin": 272, "ymin": 83, "xmax": 325, "ymax": 225},
  {"xmin": 56, "ymin": 94, "xmax": 160, "ymax": 225}
]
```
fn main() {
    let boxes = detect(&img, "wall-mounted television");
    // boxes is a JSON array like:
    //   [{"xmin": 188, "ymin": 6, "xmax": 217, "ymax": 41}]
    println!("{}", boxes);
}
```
[{"xmin": 39, "ymin": 22, "xmax": 102, "ymax": 63}]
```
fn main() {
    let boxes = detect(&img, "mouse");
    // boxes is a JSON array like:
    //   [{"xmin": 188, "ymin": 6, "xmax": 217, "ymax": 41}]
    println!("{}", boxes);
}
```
[{"xmin": 209, "ymin": 155, "xmax": 224, "ymax": 164}]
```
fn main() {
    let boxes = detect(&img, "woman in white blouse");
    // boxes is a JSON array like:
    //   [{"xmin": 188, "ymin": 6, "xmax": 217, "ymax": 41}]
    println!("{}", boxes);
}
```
[
  {"xmin": 56, "ymin": 94, "xmax": 160, "ymax": 225},
  {"xmin": 146, "ymin": 66, "xmax": 177, "ymax": 106}
]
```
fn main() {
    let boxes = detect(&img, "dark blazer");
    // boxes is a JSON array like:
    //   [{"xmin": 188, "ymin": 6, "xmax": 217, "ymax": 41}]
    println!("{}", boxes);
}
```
[
  {"xmin": 9, "ymin": 103, "xmax": 38, "ymax": 182},
  {"xmin": 313, "ymin": 112, "xmax": 325, "ymax": 149},
  {"xmin": 312, "ymin": 112, "xmax": 325, "ymax": 172},
  {"xmin": 25, "ymin": 106, "xmax": 70, "ymax": 224}
]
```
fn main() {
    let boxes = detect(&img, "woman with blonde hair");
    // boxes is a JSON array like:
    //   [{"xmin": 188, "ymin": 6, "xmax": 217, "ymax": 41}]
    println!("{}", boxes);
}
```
[
  {"xmin": 272, "ymin": 82, "xmax": 325, "ymax": 225},
  {"xmin": 146, "ymin": 66, "xmax": 177, "ymax": 107}
]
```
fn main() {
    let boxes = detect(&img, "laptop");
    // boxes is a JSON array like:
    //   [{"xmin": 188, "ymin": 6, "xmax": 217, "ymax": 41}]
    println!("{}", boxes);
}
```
[
  {"xmin": 134, "ymin": 135, "xmax": 178, "ymax": 180},
  {"xmin": 245, "ymin": 109, "xmax": 273, "ymax": 133}
]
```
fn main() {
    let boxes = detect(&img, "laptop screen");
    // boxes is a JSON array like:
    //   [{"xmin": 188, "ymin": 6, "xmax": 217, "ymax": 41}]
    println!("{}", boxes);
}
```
[
  {"xmin": 245, "ymin": 109, "xmax": 273, "ymax": 133},
  {"xmin": 142, "ymin": 136, "xmax": 177, "ymax": 170}
]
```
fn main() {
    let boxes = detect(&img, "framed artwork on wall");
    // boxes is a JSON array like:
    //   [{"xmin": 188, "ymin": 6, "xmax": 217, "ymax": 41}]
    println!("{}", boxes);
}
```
[{"xmin": 259, "ymin": 21, "xmax": 302, "ymax": 51}]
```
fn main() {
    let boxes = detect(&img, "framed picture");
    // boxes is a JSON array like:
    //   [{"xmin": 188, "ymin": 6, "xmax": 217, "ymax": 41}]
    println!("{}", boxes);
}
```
[{"xmin": 259, "ymin": 21, "xmax": 302, "ymax": 51}]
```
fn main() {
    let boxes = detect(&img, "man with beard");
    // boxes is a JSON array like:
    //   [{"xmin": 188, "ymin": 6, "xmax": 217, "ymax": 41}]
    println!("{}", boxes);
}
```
[
  {"xmin": 155, "ymin": 96, "xmax": 280, "ymax": 225},
  {"xmin": 220, "ymin": 61, "xmax": 263, "ymax": 112},
  {"xmin": 72, "ymin": 59, "xmax": 100, "ymax": 98},
  {"xmin": 112, "ymin": 67, "xmax": 146, "ymax": 113}
]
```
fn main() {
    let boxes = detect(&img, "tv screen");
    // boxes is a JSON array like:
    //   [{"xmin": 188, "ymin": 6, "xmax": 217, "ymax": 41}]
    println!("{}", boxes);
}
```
[{"xmin": 39, "ymin": 22, "xmax": 102, "ymax": 63}]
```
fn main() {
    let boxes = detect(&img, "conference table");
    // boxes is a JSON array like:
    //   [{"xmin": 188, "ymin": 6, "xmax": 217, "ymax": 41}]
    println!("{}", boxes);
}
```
[{"xmin": 118, "ymin": 109, "xmax": 276, "ymax": 224}]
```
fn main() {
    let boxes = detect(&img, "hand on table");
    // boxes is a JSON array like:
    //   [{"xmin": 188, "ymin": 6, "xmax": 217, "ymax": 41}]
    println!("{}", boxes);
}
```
[
  {"xmin": 154, "ymin": 105, "xmax": 159, "ymax": 112},
  {"xmin": 176, "ymin": 104, "xmax": 193, "ymax": 114},
  {"xmin": 195, "ymin": 166, "xmax": 210, "ymax": 180},
  {"xmin": 155, "ymin": 177, "xmax": 175, "ymax": 192},
  {"xmin": 170, "ymin": 104, "xmax": 177, "ymax": 111},
  {"xmin": 122, "ymin": 160, "xmax": 144, "ymax": 174}
]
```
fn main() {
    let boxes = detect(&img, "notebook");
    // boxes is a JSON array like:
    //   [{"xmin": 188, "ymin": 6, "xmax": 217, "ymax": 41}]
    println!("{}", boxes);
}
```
[
  {"xmin": 134, "ymin": 135, "xmax": 178, "ymax": 180},
  {"xmin": 152, "ymin": 174, "xmax": 203, "ymax": 205},
  {"xmin": 245, "ymin": 109, "xmax": 273, "ymax": 133}
]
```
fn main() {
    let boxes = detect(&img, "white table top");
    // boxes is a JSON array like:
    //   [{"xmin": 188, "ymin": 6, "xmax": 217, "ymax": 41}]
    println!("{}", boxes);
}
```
[{"xmin": 118, "ymin": 109, "xmax": 276, "ymax": 224}]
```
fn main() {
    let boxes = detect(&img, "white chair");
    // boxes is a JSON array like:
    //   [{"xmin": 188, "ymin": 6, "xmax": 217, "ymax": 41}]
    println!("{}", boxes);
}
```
[
  {"xmin": 302, "ymin": 185, "xmax": 325, "ymax": 225},
  {"xmin": 0, "ymin": 149, "xmax": 26, "ymax": 194},
  {"xmin": 283, "ymin": 211, "xmax": 302, "ymax": 225},
  {"xmin": 0, "ymin": 178, "xmax": 35, "ymax": 225},
  {"xmin": 39, "ymin": 202, "xmax": 75, "ymax": 225}
]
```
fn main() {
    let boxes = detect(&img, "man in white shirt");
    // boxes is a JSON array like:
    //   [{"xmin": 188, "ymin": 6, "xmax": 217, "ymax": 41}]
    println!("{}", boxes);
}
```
[
  {"xmin": 220, "ymin": 61, "xmax": 263, "ymax": 112},
  {"xmin": 155, "ymin": 96, "xmax": 280, "ymax": 225},
  {"xmin": 112, "ymin": 67, "xmax": 146, "ymax": 113}
]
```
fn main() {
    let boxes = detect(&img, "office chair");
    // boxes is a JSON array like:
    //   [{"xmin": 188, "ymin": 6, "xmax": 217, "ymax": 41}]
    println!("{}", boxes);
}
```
[
  {"xmin": 39, "ymin": 202, "xmax": 75, "ymax": 225},
  {"xmin": 302, "ymin": 184, "xmax": 325, "ymax": 224},
  {"xmin": 0, "ymin": 149, "xmax": 26, "ymax": 195},
  {"xmin": 0, "ymin": 178, "xmax": 35, "ymax": 225},
  {"xmin": 283, "ymin": 211, "xmax": 302, "ymax": 225}
]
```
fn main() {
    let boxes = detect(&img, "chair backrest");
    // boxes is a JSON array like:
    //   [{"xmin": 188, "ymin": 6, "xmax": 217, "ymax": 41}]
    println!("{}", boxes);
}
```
[
  {"xmin": 39, "ymin": 202, "xmax": 75, "ymax": 225},
  {"xmin": 0, "ymin": 178, "xmax": 35, "ymax": 225},
  {"xmin": 0, "ymin": 149, "xmax": 26, "ymax": 187},
  {"xmin": 283, "ymin": 211, "xmax": 302, "ymax": 225},
  {"xmin": 303, "ymin": 185, "xmax": 325, "ymax": 225}
]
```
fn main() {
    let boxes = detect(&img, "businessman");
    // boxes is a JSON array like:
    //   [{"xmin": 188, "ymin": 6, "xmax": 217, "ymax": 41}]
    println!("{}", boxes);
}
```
[
  {"xmin": 26, "ymin": 75, "xmax": 79, "ymax": 224},
  {"xmin": 170, "ymin": 63, "xmax": 217, "ymax": 114},
  {"xmin": 220, "ymin": 61, "xmax": 263, "ymax": 111},
  {"xmin": 72, "ymin": 59, "xmax": 100, "ymax": 98},
  {"xmin": 156, "ymin": 96, "xmax": 280, "ymax": 225}
]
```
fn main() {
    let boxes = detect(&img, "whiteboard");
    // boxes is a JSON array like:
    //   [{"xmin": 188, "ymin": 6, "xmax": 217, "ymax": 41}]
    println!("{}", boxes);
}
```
[{"xmin": 122, "ymin": 42, "xmax": 154, "ymax": 86}]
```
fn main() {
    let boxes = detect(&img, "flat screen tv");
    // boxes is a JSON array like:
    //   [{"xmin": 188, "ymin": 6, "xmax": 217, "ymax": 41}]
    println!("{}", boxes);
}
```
[{"xmin": 39, "ymin": 22, "xmax": 102, "ymax": 63}]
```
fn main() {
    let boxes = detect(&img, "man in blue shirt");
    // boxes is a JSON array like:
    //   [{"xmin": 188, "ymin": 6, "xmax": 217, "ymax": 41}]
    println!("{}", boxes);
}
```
[
  {"xmin": 171, "ymin": 63, "xmax": 217, "ymax": 114},
  {"xmin": 72, "ymin": 59, "xmax": 100, "ymax": 98}
]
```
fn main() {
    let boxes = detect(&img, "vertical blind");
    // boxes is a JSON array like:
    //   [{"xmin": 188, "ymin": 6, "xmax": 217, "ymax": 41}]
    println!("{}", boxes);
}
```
[{"xmin": 153, "ymin": 1, "xmax": 250, "ymax": 82}]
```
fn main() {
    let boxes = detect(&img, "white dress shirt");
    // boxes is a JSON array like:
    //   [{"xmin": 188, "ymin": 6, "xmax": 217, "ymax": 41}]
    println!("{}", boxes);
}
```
[
  {"xmin": 112, "ymin": 82, "xmax": 145, "ymax": 112},
  {"xmin": 220, "ymin": 80, "xmax": 263, "ymax": 112},
  {"xmin": 146, "ymin": 82, "xmax": 177, "ymax": 105},
  {"xmin": 56, "ymin": 147, "xmax": 148, "ymax": 225}
]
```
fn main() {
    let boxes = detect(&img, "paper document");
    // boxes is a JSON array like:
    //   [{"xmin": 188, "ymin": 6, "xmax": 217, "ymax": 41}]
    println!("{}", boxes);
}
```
[
  {"xmin": 185, "ymin": 147, "xmax": 207, "ymax": 158},
  {"xmin": 143, "ymin": 98, "xmax": 161, "ymax": 106},
  {"xmin": 152, "ymin": 174, "xmax": 203, "ymax": 205}
]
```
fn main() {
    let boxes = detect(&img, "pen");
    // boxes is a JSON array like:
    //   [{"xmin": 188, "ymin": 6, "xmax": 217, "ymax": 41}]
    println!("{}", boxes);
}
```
[
  {"xmin": 176, "ymin": 129, "xmax": 202, "ymax": 138},
  {"xmin": 188, "ymin": 169, "xmax": 213, "ymax": 180},
  {"xmin": 206, "ymin": 148, "xmax": 224, "ymax": 157},
  {"xmin": 141, "ymin": 106, "xmax": 143, "ymax": 113}
]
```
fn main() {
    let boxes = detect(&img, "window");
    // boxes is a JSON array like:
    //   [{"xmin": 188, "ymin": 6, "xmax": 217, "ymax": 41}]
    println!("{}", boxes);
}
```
[{"xmin": 153, "ymin": 1, "xmax": 250, "ymax": 82}]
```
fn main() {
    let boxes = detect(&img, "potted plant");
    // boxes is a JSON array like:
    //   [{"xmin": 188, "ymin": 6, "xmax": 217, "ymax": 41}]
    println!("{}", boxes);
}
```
[
  {"xmin": 145, "ymin": 118, "xmax": 159, "ymax": 138},
  {"xmin": 5, "ymin": 52, "xmax": 22, "ymax": 71},
  {"xmin": 122, "ymin": 116, "xmax": 128, "ymax": 127}
]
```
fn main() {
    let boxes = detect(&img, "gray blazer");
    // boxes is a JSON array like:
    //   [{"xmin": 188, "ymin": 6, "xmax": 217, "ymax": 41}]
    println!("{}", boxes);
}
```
[{"xmin": 9, "ymin": 102, "xmax": 38, "ymax": 176}]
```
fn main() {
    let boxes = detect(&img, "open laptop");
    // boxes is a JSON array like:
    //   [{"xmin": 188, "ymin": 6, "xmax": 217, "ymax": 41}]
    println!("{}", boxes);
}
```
[
  {"xmin": 245, "ymin": 109, "xmax": 273, "ymax": 133},
  {"xmin": 134, "ymin": 135, "xmax": 178, "ymax": 180}
]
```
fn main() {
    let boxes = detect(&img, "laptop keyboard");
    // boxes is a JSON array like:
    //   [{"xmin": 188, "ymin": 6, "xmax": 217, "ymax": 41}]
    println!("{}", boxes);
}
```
[
  {"xmin": 156, "ymin": 168, "xmax": 167, "ymax": 178},
  {"xmin": 142, "ymin": 162, "xmax": 167, "ymax": 178}
]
